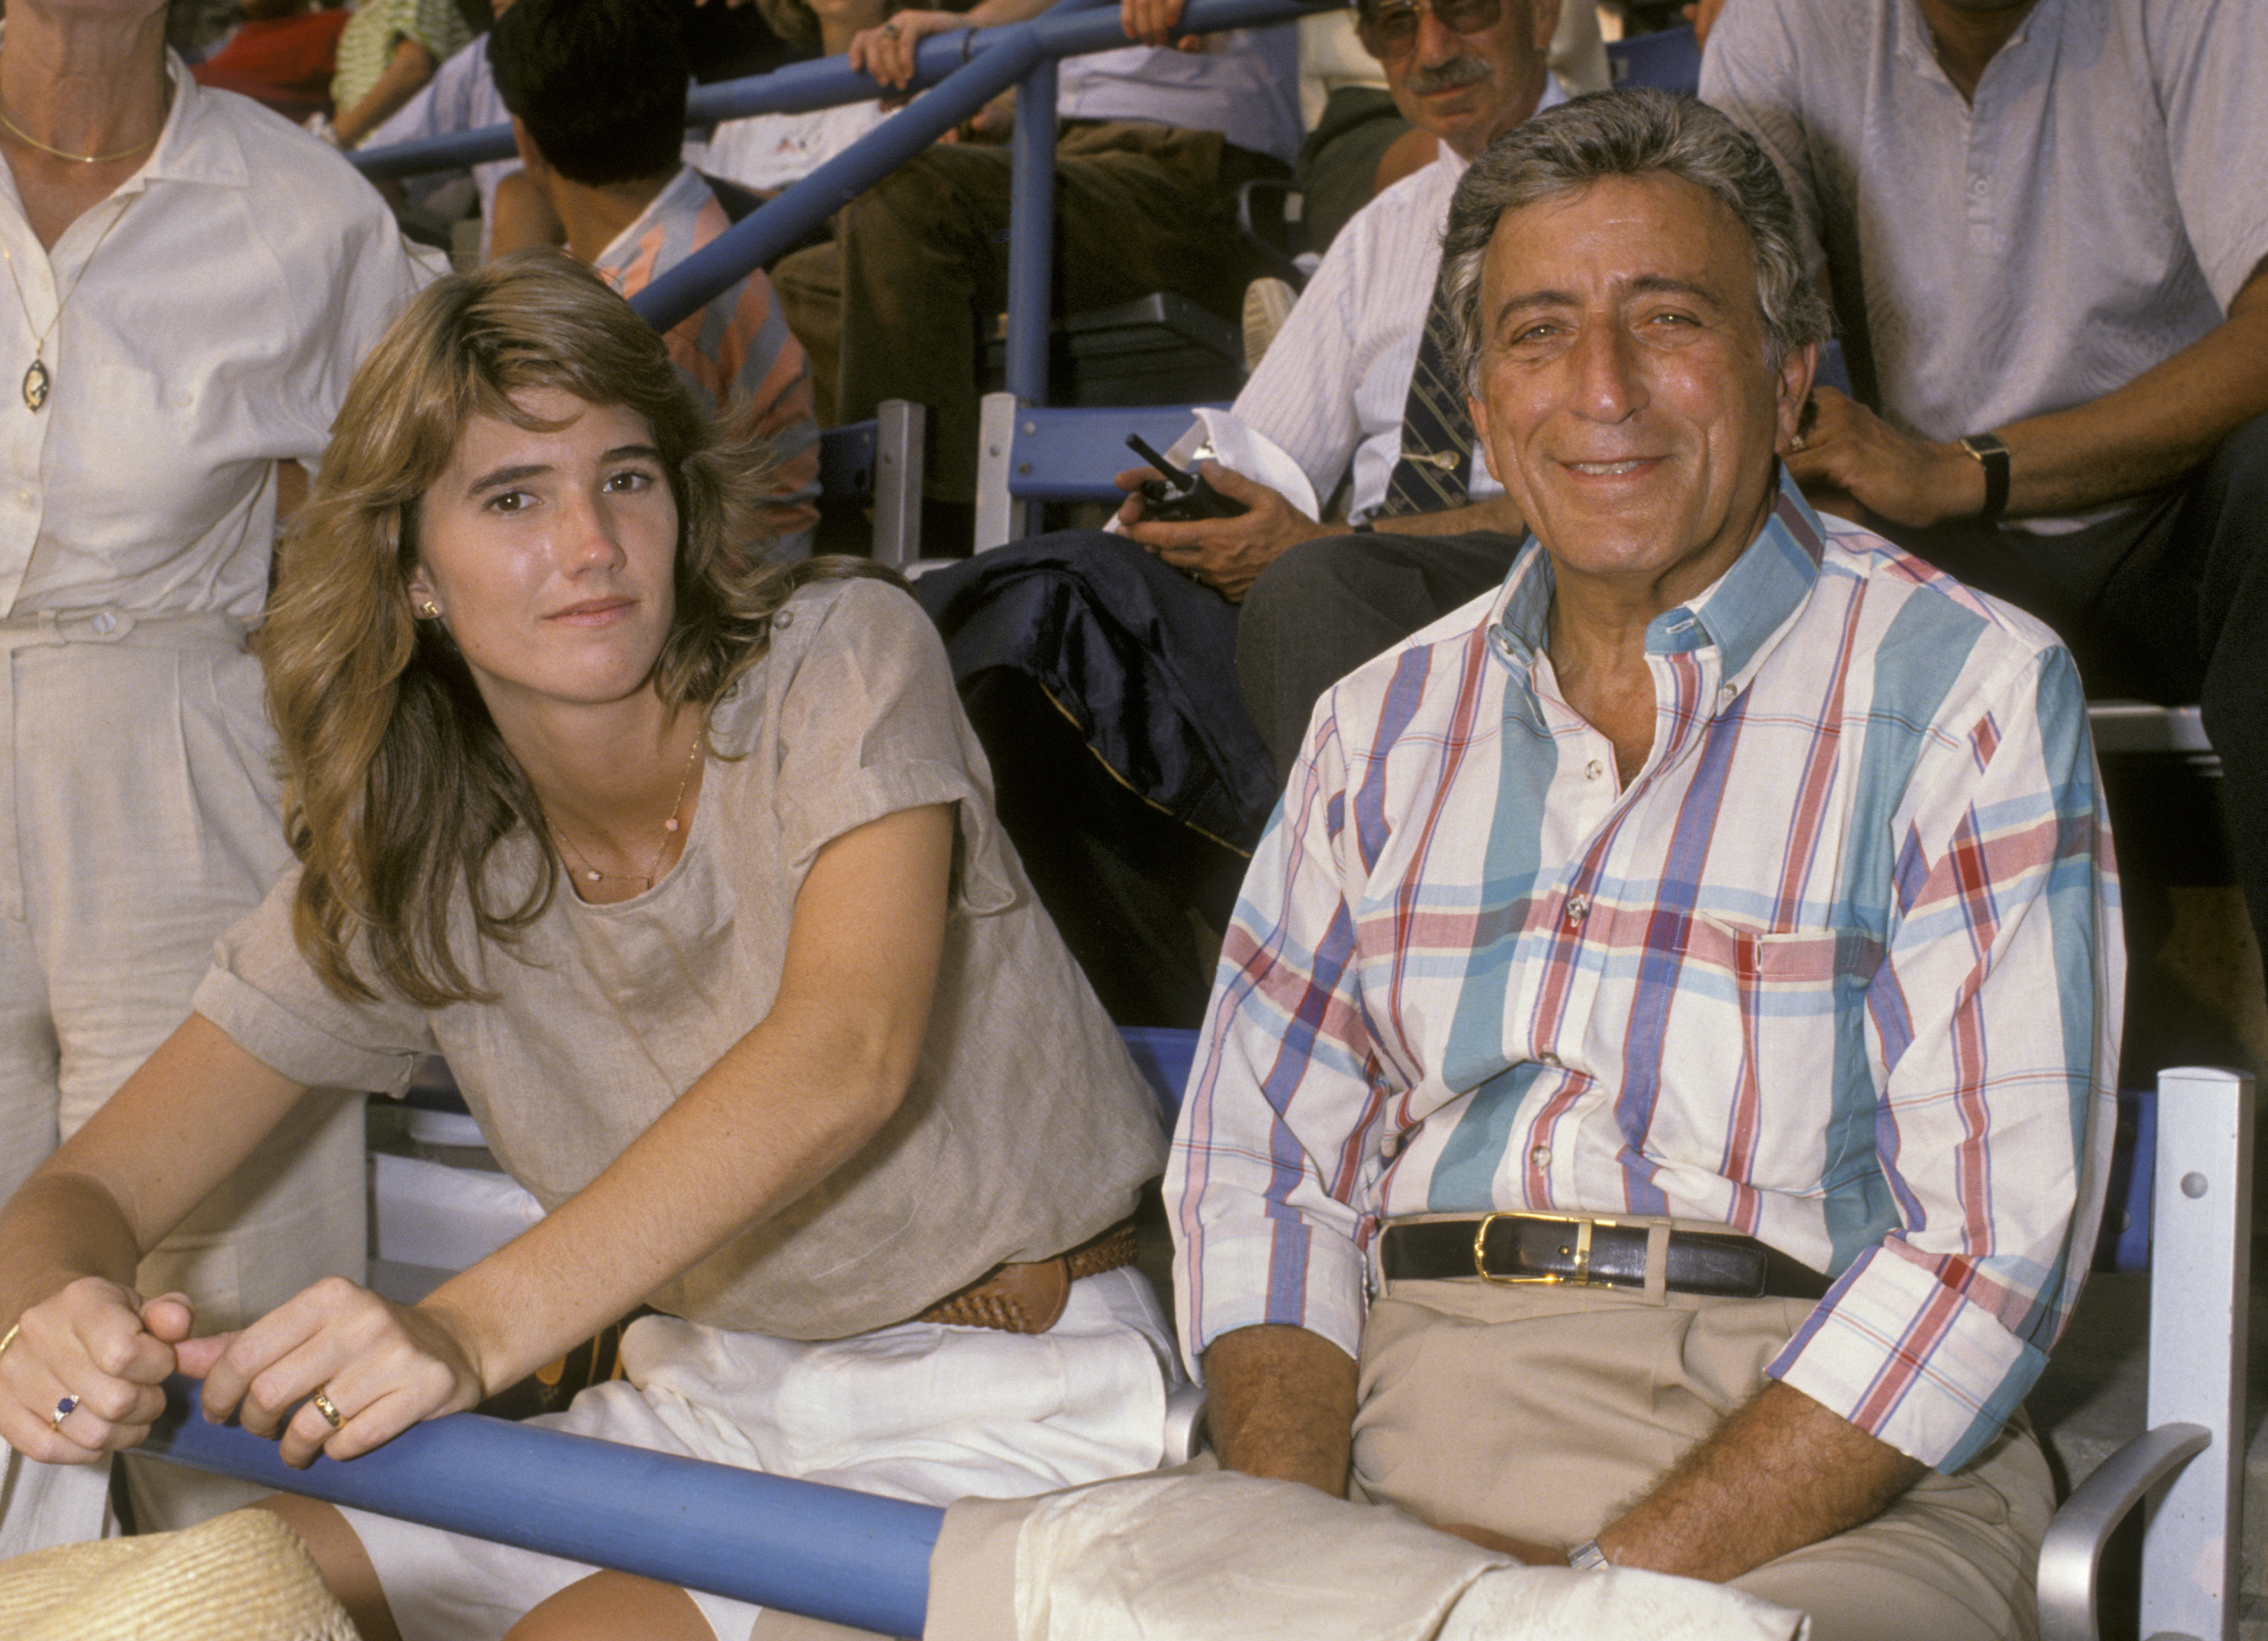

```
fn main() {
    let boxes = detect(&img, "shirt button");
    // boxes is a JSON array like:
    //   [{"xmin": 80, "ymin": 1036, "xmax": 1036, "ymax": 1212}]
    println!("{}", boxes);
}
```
[
  {"xmin": 1488, "ymin": 624, "xmax": 1515, "ymax": 658},
  {"xmin": 14, "ymin": 489, "xmax": 29, "ymax": 508},
  {"xmin": 1718, "ymin": 684, "xmax": 1736, "ymax": 707},
  {"xmin": 1565, "ymin": 895, "xmax": 1589, "ymax": 927},
  {"xmin": 773, "ymin": 609, "xmax": 794, "ymax": 629},
  {"xmin": 1538, "ymin": 1051, "xmax": 1563, "ymax": 1069},
  {"xmin": 1585, "ymin": 759, "xmax": 1604, "ymax": 781},
  {"xmin": 1528, "ymin": 1144, "xmax": 1551, "ymax": 1169}
]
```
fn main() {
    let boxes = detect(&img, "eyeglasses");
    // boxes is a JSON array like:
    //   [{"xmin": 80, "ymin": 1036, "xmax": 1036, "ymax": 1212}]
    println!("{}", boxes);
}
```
[{"xmin": 1358, "ymin": 0, "xmax": 1504, "ymax": 55}]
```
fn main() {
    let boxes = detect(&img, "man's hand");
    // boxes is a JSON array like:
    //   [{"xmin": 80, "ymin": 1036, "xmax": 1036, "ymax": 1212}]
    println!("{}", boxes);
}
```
[
  {"xmin": 1594, "ymin": 1380, "xmax": 1926, "ymax": 1583},
  {"xmin": 1785, "ymin": 388, "xmax": 1986, "ymax": 529},
  {"xmin": 1201, "ymin": 1324, "xmax": 1359, "ymax": 1495},
  {"xmin": 847, "ymin": 9, "xmax": 967, "ymax": 90},
  {"xmin": 1118, "ymin": 461, "xmax": 1331, "ymax": 602},
  {"xmin": 184, "ymin": 1277, "xmax": 487, "ymax": 1470},
  {"xmin": 1120, "ymin": 0, "xmax": 1202, "ymax": 49}
]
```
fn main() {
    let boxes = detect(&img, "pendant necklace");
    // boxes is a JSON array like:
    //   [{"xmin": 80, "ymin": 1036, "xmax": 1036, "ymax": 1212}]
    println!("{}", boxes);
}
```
[
  {"xmin": 552, "ymin": 720, "xmax": 707, "ymax": 894},
  {"xmin": 0, "ymin": 194, "xmax": 136, "ymax": 413},
  {"xmin": 0, "ymin": 77, "xmax": 165, "ymax": 413}
]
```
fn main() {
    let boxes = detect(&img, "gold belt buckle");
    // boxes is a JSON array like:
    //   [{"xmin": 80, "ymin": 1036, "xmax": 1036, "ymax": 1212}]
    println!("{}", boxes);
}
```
[{"xmin": 1473, "ymin": 1211, "xmax": 1616, "ymax": 1286}]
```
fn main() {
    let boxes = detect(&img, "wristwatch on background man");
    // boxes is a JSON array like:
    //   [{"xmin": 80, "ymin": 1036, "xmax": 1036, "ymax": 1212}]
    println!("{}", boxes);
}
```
[{"xmin": 1957, "ymin": 432, "xmax": 2011, "ymax": 525}]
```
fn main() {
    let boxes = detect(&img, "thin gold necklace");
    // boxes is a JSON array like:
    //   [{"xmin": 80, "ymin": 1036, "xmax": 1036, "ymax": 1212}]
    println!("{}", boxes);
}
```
[
  {"xmin": 551, "ymin": 720, "xmax": 706, "ymax": 893},
  {"xmin": 0, "ymin": 194, "xmax": 135, "ymax": 412},
  {"xmin": 0, "ymin": 101, "xmax": 160, "ymax": 166}
]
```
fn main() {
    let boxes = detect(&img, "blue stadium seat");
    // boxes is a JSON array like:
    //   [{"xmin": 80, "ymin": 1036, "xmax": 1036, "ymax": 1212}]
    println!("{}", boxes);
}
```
[{"xmin": 1605, "ymin": 24, "xmax": 1701, "ymax": 95}]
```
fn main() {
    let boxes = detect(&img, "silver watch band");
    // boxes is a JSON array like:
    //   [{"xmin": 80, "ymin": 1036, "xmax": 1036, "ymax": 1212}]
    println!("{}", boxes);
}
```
[{"xmin": 1566, "ymin": 1538, "xmax": 1610, "ymax": 1571}]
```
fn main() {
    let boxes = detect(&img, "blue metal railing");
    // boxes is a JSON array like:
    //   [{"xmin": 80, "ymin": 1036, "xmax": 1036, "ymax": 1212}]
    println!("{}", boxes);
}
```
[
  {"xmin": 144, "ymin": 1378, "xmax": 941, "ymax": 1636},
  {"xmin": 146, "ymin": 1026, "xmax": 1201, "ymax": 1629},
  {"xmin": 352, "ymin": 0, "xmax": 1308, "ymax": 407}
]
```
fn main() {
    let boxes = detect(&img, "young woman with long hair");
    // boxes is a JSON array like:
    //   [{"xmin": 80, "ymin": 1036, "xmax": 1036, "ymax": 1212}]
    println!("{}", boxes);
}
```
[{"xmin": 0, "ymin": 253, "xmax": 1174, "ymax": 1641}]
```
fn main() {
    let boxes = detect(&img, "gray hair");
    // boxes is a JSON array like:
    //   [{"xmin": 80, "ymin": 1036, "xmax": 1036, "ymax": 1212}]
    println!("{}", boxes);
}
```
[{"xmin": 1440, "ymin": 88, "xmax": 1831, "ymax": 392}]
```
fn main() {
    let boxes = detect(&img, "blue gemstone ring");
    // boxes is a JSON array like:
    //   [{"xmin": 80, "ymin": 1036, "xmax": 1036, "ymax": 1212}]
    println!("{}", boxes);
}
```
[{"xmin": 49, "ymin": 1394, "xmax": 77, "ymax": 1431}]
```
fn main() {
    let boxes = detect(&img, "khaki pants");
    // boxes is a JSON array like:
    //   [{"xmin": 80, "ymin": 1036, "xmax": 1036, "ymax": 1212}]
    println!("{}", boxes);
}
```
[{"xmin": 1353, "ymin": 1277, "xmax": 2053, "ymax": 1641}]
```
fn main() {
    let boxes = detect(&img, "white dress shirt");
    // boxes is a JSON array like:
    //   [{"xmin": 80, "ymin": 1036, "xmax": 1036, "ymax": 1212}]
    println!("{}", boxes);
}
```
[
  {"xmin": 1232, "ymin": 76, "xmax": 1566, "ymax": 524},
  {"xmin": 366, "ymin": 34, "xmax": 520, "ymax": 258}
]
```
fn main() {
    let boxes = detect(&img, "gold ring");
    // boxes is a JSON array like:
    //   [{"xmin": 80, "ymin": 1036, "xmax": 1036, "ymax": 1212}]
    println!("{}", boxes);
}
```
[
  {"xmin": 880, "ymin": 21, "xmax": 899, "ymax": 35},
  {"xmin": 0, "ymin": 1321, "xmax": 20, "ymax": 1364},
  {"xmin": 310, "ymin": 1388, "xmax": 345, "ymax": 1431},
  {"xmin": 50, "ymin": 1395, "xmax": 77, "ymax": 1432}
]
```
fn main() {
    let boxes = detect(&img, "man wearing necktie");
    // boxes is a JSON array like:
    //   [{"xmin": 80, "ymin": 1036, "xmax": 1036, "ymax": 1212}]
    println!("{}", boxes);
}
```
[{"xmin": 1119, "ymin": 0, "xmax": 1565, "ymax": 773}]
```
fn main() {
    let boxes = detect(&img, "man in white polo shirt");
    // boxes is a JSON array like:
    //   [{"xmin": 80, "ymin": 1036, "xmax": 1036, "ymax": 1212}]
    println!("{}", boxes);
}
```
[{"xmin": 1702, "ymin": 0, "xmax": 2268, "ymax": 997}]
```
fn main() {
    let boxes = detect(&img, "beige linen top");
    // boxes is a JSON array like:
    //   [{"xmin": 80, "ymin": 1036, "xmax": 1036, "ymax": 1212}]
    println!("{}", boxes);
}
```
[{"xmin": 192, "ymin": 577, "xmax": 1165, "ymax": 1341}]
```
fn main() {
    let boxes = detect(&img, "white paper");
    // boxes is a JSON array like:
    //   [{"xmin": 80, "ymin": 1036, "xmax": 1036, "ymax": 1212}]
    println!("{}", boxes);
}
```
[{"xmin": 1105, "ymin": 408, "xmax": 1320, "ymax": 534}]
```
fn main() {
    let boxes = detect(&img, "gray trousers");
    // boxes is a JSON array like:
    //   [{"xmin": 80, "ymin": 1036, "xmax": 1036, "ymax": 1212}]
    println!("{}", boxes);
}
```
[{"xmin": 1235, "ymin": 528, "xmax": 1526, "ymax": 778}]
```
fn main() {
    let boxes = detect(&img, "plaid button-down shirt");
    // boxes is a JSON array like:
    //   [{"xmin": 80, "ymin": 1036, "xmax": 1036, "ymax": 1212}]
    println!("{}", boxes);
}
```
[
  {"xmin": 595, "ymin": 167, "xmax": 822, "ymax": 558},
  {"xmin": 1169, "ymin": 477, "xmax": 2121, "ymax": 1472}
]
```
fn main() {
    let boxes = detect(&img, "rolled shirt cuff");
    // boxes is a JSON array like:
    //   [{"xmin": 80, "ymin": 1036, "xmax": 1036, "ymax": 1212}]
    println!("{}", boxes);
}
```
[
  {"xmin": 1768, "ymin": 1243, "xmax": 2051, "ymax": 1473},
  {"xmin": 1177, "ymin": 1218, "xmax": 1368, "ymax": 1382}
]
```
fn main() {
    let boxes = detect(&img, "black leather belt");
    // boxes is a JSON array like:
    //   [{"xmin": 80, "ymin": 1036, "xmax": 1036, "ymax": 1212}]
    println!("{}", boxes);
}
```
[{"xmin": 1379, "ymin": 1214, "xmax": 1831, "ymax": 1301}]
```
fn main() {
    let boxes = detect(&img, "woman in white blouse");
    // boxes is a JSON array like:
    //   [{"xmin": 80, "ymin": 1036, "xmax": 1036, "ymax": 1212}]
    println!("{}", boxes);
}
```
[{"xmin": 0, "ymin": 0, "xmax": 432, "ymax": 1547}]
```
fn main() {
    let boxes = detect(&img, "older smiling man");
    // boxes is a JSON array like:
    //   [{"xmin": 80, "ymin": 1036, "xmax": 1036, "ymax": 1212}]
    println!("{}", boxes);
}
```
[{"xmin": 1170, "ymin": 91, "xmax": 2121, "ymax": 1641}]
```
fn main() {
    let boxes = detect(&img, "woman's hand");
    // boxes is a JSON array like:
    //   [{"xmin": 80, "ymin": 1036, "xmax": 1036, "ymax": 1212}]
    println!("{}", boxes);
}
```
[
  {"xmin": 846, "ymin": 10, "xmax": 967, "ymax": 91},
  {"xmin": 182, "ymin": 1277, "xmax": 487, "ymax": 1469},
  {"xmin": 0, "ymin": 1280, "xmax": 193, "ymax": 1463}
]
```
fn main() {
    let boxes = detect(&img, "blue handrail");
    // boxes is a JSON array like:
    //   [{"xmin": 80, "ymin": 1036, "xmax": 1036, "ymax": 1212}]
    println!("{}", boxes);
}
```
[
  {"xmin": 351, "ymin": 0, "xmax": 1303, "ymax": 181},
  {"xmin": 353, "ymin": 0, "xmax": 1309, "ymax": 502},
  {"xmin": 142, "ymin": 1378, "xmax": 941, "ymax": 1636},
  {"xmin": 632, "ymin": 24, "xmax": 1046, "ymax": 333}
]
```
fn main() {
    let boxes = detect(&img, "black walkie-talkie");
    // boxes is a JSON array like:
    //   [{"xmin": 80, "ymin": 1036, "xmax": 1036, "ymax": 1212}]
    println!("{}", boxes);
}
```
[{"xmin": 1126, "ymin": 434, "xmax": 1248, "ymax": 522}]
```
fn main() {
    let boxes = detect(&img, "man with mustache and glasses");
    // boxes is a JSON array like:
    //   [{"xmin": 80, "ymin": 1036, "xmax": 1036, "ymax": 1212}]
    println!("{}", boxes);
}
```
[
  {"xmin": 1171, "ymin": 92, "xmax": 2118, "ymax": 1641},
  {"xmin": 1114, "ymin": 0, "xmax": 1569, "ymax": 777}
]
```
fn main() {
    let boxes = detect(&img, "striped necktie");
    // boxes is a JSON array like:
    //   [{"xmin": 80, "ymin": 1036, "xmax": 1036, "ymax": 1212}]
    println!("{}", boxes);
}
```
[{"xmin": 1376, "ymin": 271, "xmax": 1473, "ymax": 519}]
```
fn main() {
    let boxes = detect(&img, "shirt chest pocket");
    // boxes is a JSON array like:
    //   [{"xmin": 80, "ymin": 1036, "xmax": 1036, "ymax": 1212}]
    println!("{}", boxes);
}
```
[
  {"xmin": 1687, "ymin": 913, "xmax": 1876, "ymax": 990},
  {"xmin": 1660, "ymin": 912, "xmax": 1885, "ymax": 1187}
]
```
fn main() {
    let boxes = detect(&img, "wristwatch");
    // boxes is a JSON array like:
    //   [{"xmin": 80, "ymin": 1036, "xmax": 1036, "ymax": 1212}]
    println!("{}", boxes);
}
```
[
  {"xmin": 1566, "ymin": 1539, "xmax": 1611, "ymax": 1572},
  {"xmin": 1957, "ymin": 432, "xmax": 2012, "ymax": 525}
]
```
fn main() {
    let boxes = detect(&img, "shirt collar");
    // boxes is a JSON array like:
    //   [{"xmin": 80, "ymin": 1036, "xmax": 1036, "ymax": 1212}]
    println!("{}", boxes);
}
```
[
  {"xmin": 1896, "ymin": 0, "xmax": 2056, "ymax": 94},
  {"xmin": 135, "ymin": 57, "xmax": 252, "ymax": 190},
  {"xmin": 0, "ymin": 36, "xmax": 246, "ymax": 194},
  {"xmin": 596, "ymin": 165, "xmax": 705, "ymax": 269},
  {"xmin": 1486, "ymin": 466, "xmax": 1830, "ymax": 687}
]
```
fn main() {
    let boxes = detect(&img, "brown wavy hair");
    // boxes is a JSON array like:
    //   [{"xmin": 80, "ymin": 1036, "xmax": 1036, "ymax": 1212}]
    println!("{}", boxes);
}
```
[{"xmin": 264, "ymin": 251, "xmax": 889, "ymax": 1005}]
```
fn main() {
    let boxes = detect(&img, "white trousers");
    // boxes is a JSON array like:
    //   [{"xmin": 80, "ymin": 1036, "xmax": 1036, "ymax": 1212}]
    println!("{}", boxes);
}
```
[
  {"xmin": 345, "ymin": 1267, "xmax": 1182, "ymax": 1641},
  {"xmin": 0, "ymin": 626, "xmax": 367, "ymax": 1550}
]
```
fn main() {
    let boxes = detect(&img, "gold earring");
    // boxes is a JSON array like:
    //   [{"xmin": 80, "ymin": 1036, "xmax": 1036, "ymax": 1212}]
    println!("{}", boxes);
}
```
[{"xmin": 419, "ymin": 599, "xmax": 442, "ymax": 619}]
